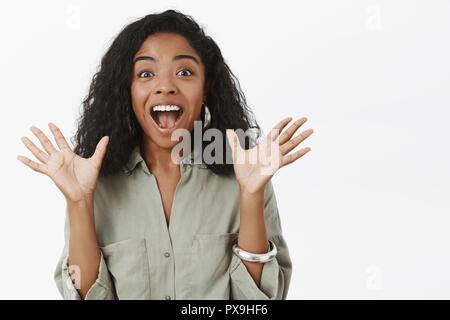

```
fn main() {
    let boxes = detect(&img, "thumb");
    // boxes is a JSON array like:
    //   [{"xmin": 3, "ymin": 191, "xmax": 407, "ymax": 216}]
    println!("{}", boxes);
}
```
[{"xmin": 90, "ymin": 136, "xmax": 109, "ymax": 167}]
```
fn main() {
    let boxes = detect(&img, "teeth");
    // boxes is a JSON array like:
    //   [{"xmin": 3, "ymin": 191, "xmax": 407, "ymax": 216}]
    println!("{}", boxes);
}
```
[{"xmin": 152, "ymin": 105, "xmax": 181, "ymax": 111}]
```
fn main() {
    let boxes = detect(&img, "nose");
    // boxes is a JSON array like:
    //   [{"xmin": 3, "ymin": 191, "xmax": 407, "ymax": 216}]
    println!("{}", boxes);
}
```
[
  {"xmin": 154, "ymin": 73, "xmax": 177, "ymax": 95},
  {"xmin": 155, "ymin": 86, "xmax": 176, "ymax": 94}
]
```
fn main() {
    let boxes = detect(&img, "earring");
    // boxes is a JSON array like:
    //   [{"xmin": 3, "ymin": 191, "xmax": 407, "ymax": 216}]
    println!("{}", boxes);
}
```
[{"xmin": 203, "ymin": 103, "xmax": 211, "ymax": 130}]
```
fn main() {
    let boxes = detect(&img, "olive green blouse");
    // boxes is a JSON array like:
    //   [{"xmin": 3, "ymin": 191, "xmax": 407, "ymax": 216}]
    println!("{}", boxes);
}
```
[{"xmin": 54, "ymin": 145, "xmax": 292, "ymax": 300}]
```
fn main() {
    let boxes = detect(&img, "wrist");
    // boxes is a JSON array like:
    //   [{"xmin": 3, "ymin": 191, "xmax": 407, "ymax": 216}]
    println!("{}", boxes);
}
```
[
  {"xmin": 239, "ymin": 185, "xmax": 265, "ymax": 198},
  {"xmin": 66, "ymin": 194, "xmax": 94, "ymax": 208},
  {"xmin": 239, "ymin": 188, "xmax": 265, "ymax": 209},
  {"xmin": 66, "ymin": 197, "xmax": 95, "ymax": 227}
]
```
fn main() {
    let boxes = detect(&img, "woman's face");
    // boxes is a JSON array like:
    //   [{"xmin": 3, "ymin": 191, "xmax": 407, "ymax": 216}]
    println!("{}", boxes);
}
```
[{"xmin": 131, "ymin": 32, "xmax": 206, "ymax": 149}]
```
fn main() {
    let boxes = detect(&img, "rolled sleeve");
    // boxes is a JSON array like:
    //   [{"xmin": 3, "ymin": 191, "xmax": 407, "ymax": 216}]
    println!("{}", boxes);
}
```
[
  {"xmin": 56, "ymin": 249, "xmax": 116, "ymax": 300},
  {"xmin": 229, "ymin": 234, "xmax": 291, "ymax": 300},
  {"xmin": 54, "ymin": 207, "xmax": 117, "ymax": 300}
]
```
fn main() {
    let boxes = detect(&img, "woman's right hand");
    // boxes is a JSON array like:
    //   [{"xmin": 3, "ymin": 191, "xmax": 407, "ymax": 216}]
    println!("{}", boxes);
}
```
[{"xmin": 17, "ymin": 122, "xmax": 109, "ymax": 204}]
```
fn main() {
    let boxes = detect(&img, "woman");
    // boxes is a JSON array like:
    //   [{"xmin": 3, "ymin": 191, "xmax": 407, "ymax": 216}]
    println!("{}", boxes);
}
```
[{"xmin": 17, "ymin": 9, "xmax": 313, "ymax": 300}]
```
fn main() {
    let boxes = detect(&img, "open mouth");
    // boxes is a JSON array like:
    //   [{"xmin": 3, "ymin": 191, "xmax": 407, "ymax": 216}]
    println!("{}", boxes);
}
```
[{"xmin": 150, "ymin": 105, "xmax": 184, "ymax": 130}]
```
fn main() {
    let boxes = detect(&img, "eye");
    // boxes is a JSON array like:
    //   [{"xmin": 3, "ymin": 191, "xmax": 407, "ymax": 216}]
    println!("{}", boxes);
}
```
[
  {"xmin": 177, "ymin": 69, "xmax": 194, "ymax": 76},
  {"xmin": 138, "ymin": 71, "xmax": 153, "ymax": 78}
]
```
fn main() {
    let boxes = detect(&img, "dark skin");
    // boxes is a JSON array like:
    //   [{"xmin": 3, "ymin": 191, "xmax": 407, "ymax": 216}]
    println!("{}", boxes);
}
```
[
  {"xmin": 18, "ymin": 32, "xmax": 313, "ymax": 297},
  {"xmin": 131, "ymin": 32, "xmax": 208, "ymax": 224},
  {"xmin": 130, "ymin": 32, "xmax": 314, "ymax": 287}
]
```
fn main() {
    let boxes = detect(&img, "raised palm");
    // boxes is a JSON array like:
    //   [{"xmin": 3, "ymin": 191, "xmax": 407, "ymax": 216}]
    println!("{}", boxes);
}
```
[
  {"xmin": 17, "ymin": 123, "xmax": 109, "ymax": 204},
  {"xmin": 226, "ymin": 117, "xmax": 313, "ymax": 194}
]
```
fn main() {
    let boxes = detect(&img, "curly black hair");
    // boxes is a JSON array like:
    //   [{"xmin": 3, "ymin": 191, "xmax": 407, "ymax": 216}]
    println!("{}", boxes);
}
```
[{"xmin": 72, "ymin": 9, "xmax": 263, "ymax": 177}]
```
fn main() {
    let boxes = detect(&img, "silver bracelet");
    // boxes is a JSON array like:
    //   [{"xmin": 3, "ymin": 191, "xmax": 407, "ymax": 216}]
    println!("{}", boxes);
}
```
[{"xmin": 231, "ymin": 238, "xmax": 277, "ymax": 263}]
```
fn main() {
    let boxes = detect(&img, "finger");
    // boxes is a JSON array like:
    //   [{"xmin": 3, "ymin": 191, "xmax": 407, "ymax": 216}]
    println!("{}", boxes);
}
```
[
  {"xmin": 30, "ymin": 125, "xmax": 58, "ymax": 155},
  {"xmin": 266, "ymin": 117, "xmax": 293, "ymax": 141},
  {"xmin": 20, "ymin": 136, "xmax": 50, "ymax": 163},
  {"xmin": 90, "ymin": 136, "xmax": 109, "ymax": 167},
  {"xmin": 17, "ymin": 155, "xmax": 47, "ymax": 174},
  {"xmin": 48, "ymin": 122, "xmax": 72, "ymax": 151},
  {"xmin": 278, "ymin": 117, "xmax": 308, "ymax": 145},
  {"xmin": 281, "ymin": 147, "xmax": 311, "ymax": 167},
  {"xmin": 280, "ymin": 128, "xmax": 314, "ymax": 156}
]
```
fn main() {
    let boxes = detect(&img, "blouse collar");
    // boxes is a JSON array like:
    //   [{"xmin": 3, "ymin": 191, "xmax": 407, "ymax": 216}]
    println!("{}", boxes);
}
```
[{"xmin": 123, "ymin": 145, "xmax": 208, "ymax": 174}]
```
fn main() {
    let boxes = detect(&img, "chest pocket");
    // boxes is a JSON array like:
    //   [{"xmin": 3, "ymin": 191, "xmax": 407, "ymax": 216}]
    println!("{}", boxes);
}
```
[
  {"xmin": 100, "ymin": 238, "xmax": 151, "ymax": 299},
  {"xmin": 189, "ymin": 232, "xmax": 239, "ymax": 299}
]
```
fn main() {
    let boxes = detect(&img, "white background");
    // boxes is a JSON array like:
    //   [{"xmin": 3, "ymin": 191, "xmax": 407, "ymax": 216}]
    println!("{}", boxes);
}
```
[{"xmin": 1, "ymin": 0, "xmax": 449, "ymax": 299}]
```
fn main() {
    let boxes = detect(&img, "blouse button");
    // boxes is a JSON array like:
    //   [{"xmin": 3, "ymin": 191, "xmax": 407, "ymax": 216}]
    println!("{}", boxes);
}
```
[
  {"xmin": 164, "ymin": 252, "xmax": 170, "ymax": 258},
  {"xmin": 165, "ymin": 295, "xmax": 172, "ymax": 300}
]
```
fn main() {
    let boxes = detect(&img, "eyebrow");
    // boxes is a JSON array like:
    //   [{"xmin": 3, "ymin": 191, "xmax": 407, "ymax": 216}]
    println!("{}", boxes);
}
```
[{"xmin": 133, "ymin": 54, "xmax": 199, "ymax": 65}]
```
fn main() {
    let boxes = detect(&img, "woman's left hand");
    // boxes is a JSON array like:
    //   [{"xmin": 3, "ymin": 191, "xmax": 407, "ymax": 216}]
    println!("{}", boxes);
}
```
[{"xmin": 226, "ymin": 117, "xmax": 314, "ymax": 194}]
